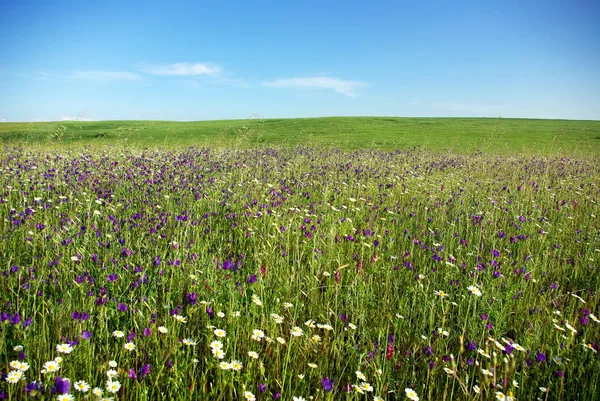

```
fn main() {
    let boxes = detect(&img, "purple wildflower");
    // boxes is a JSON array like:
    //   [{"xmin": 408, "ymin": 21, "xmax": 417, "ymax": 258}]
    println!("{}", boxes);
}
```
[
  {"xmin": 24, "ymin": 382, "xmax": 44, "ymax": 396},
  {"xmin": 140, "ymin": 364, "xmax": 151, "ymax": 377},
  {"xmin": 10, "ymin": 314, "xmax": 21, "ymax": 325},
  {"xmin": 186, "ymin": 292, "xmax": 197, "ymax": 306},
  {"xmin": 53, "ymin": 376, "xmax": 70, "ymax": 394},
  {"xmin": 504, "ymin": 343, "xmax": 515, "ymax": 355},
  {"xmin": 322, "ymin": 377, "xmax": 334, "ymax": 392},
  {"xmin": 536, "ymin": 351, "xmax": 547, "ymax": 363}
]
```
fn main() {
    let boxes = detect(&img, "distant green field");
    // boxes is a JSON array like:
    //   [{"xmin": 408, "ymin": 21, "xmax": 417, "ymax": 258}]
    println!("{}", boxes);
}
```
[{"xmin": 1, "ymin": 117, "xmax": 599, "ymax": 154}]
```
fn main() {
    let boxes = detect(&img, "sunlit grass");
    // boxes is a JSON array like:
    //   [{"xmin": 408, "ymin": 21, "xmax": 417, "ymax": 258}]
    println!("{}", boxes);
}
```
[{"xmin": 1, "ymin": 117, "xmax": 599, "ymax": 155}]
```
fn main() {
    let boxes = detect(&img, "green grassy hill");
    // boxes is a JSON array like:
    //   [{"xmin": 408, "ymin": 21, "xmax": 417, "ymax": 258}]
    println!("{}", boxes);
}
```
[{"xmin": 1, "ymin": 117, "xmax": 599, "ymax": 154}]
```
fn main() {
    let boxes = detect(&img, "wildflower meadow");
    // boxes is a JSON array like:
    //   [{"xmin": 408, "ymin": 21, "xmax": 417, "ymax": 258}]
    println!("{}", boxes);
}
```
[{"xmin": 1, "ymin": 145, "xmax": 599, "ymax": 400}]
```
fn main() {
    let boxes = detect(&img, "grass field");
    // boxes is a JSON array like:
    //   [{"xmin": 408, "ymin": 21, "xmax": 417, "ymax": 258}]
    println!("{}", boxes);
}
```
[
  {"xmin": 1, "ymin": 118, "xmax": 600, "ymax": 400},
  {"xmin": 1, "ymin": 117, "xmax": 599, "ymax": 154}
]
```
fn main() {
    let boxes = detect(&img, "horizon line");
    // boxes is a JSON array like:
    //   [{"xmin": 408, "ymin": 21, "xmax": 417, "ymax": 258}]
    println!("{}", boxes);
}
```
[{"xmin": 2, "ymin": 115, "xmax": 599, "ymax": 123}]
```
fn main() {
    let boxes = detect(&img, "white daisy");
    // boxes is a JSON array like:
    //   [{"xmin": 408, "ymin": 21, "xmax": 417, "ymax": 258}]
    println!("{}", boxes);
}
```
[
  {"xmin": 183, "ymin": 338, "xmax": 197, "ymax": 346},
  {"xmin": 212, "ymin": 348, "xmax": 225, "ymax": 359},
  {"xmin": 230, "ymin": 360, "xmax": 243, "ymax": 371},
  {"xmin": 405, "ymin": 388, "xmax": 419, "ymax": 401},
  {"xmin": 74, "ymin": 380, "xmax": 91, "ymax": 392},
  {"xmin": 42, "ymin": 360, "xmax": 60, "ymax": 373},
  {"xmin": 106, "ymin": 379, "xmax": 121, "ymax": 393},
  {"xmin": 5, "ymin": 370, "xmax": 24, "ymax": 384},
  {"xmin": 173, "ymin": 314, "xmax": 187, "ymax": 323},
  {"xmin": 252, "ymin": 294, "xmax": 262, "ymax": 306},
  {"xmin": 467, "ymin": 285, "xmax": 482, "ymax": 296},
  {"xmin": 56, "ymin": 343, "xmax": 74, "ymax": 354}
]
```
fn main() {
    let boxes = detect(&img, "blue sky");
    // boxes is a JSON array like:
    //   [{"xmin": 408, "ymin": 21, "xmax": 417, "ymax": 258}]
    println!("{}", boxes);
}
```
[{"xmin": 1, "ymin": 0, "xmax": 599, "ymax": 121}]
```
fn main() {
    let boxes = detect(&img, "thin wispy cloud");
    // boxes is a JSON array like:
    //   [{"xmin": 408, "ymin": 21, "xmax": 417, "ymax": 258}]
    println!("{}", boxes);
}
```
[
  {"xmin": 262, "ymin": 77, "xmax": 366, "ymax": 97},
  {"xmin": 141, "ymin": 62, "xmax": 221, "ymax": 77},
  {"xmin": 72, "ymin": 71, "xmax": 140, "ymax": 80},
  {"xmin": 176, "ymin": 77, "xmax": 250, "ymax": 89}
]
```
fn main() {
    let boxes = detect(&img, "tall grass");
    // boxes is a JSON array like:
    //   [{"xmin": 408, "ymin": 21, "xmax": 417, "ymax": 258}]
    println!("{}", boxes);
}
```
[
  {"xmin": 2, "ymin": 117, "xmax": 599, "ymax": 155},
  {"xmin": 1, "ymin": 146, "xmax": 599, "ymax": 400}
]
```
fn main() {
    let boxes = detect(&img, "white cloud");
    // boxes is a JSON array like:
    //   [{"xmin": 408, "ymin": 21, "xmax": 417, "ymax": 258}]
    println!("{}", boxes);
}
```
[
  {"xmin": 262, "ymin": 77, "xmax": 366, "ymax": 97},
  {"xmin": 60, "ymin": 116, "xmax": 96, "ymax": 121},
  {"xmin": 72, "ymin": 71, "xmax": 140, "ymax": 80},
  {"xmin": 1, "ymin": 118, "xmax": 6, "ymax": 122},
  {"xmin": 141, "ymin": 62, "xmax": 221, "ymax": 77}
]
